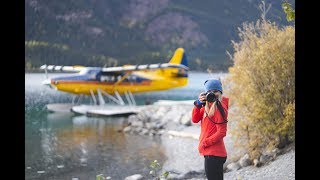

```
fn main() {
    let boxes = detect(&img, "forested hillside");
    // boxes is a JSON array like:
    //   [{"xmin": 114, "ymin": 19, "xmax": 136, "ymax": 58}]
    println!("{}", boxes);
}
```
[{"xmin": 25, "ymin": 0, "xmax": 294, "ymax": 71}]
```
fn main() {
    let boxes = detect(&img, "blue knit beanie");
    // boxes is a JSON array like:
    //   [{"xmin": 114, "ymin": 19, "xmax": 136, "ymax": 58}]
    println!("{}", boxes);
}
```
[{"xmin": 204, "ymin": 79, "xmax": 223, "ymax": 93}]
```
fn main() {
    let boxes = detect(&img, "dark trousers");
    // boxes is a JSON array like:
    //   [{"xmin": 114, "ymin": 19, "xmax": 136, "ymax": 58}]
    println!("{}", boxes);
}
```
[{"xmin": 204, "ymin": 155, "xmax": 227, "ymax": 180}]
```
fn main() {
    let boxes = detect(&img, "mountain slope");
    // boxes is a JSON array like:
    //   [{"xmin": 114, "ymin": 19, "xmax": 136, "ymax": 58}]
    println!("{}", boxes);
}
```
[{"xmin": 25, "ymin": 0, "xmax": 294, "ymax": 71}]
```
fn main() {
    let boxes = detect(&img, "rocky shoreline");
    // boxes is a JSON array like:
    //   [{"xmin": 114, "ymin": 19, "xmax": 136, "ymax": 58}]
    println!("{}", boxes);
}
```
[{"xmin": 120, "ymin": 101, "xmax": 295, "ymax": 180}]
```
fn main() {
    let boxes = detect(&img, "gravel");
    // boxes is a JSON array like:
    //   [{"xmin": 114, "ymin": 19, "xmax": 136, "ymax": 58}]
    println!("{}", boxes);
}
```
[{"xmin": 224, "ymin": 148, "xmax": 295, "ymax": 180}]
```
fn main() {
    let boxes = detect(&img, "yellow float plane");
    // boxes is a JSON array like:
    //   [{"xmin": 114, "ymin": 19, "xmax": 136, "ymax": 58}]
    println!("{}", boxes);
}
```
[{"xmin": 40, "ymin": 48, "xmax": 188, "ymax": 114}]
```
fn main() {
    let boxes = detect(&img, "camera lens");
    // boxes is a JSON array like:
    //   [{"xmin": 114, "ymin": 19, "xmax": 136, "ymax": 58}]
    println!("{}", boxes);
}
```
[{"xmin": 206, "ymin": 92, "xmax": 217, "ymax": 102}]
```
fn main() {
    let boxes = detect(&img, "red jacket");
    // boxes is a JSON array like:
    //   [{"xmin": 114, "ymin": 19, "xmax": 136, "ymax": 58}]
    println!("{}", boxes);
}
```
[{"xmin": 192, "ymin": 96, "xmax": 229, "ymax": 157}]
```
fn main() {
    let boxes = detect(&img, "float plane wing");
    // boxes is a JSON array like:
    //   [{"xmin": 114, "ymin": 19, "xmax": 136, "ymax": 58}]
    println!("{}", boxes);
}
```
[{"xmin": 40, "ymin": 48, "xmax": 189, "ymax": 97}]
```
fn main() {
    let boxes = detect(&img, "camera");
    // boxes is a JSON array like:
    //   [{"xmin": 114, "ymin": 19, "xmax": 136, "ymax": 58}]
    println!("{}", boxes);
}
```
[{"xmin": 201, "ymin": 92, "xmax": 217, "ymax": 102}]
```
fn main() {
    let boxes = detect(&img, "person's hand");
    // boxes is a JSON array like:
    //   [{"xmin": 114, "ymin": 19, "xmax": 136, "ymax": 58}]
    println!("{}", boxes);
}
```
[
  {"xmin": 198, "ymin": 92, "xmax": 207, "ymax": 103},
  {"xmin": 202, "ymin": 143, "xmax": 206, "ymax": 149},
  {"xmin": 202, "ymin": 139, "xmax": 209, "ymax": 149},
  {"xmin": 213, "ymin": 91, "xmax": 222, "ymax": 101}
]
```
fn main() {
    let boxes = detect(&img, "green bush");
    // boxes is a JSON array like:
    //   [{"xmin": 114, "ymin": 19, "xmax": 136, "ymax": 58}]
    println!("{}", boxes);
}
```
[{"xmin": 149, "ymin": 160, "xmax": 169, "ymax": 180}]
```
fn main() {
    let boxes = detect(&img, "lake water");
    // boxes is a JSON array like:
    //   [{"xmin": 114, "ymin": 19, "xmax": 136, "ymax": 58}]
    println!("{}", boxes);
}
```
[{"xmin": 25, "ymin": 72, "xmax": 226, "ymax": 179}]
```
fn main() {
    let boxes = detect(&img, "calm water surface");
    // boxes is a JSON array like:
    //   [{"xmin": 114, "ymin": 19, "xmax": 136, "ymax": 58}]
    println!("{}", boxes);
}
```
[{"xmin": 25, "ymin": 72, "xmax": 226, "ymax": 179}]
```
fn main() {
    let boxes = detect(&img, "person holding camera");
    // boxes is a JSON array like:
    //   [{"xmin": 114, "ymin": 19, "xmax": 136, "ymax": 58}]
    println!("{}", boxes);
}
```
[{"xmin": 192, "ymin": 79, "xmax": 229, "ymax": 180}]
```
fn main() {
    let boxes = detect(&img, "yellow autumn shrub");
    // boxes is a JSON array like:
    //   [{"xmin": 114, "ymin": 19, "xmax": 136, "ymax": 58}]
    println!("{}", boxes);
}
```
[{"xmin": 224, "ymin": 19, "xmax": 295, "ymax": 159}]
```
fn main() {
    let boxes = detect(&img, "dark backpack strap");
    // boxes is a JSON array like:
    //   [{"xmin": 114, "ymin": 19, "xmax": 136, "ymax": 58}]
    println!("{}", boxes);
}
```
[{"xmin": 205, "ymin": 100, "xmax": 228, "ymax": 124}]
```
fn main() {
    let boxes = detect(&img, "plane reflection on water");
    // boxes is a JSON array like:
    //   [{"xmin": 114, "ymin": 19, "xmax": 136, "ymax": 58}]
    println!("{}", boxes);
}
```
[
  {"xmin": 41, "ymin": 113, "xmax": 129, "ymax": 166},
  {"xmin": 34, "ymin": 112, "xmax": 166, "ymax": 178}
]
